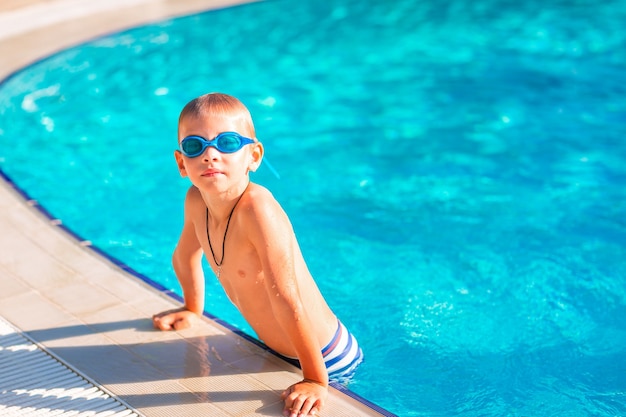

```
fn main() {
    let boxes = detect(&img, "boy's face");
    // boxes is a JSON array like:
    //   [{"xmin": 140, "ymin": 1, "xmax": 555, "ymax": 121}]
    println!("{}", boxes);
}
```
[{"xmin": 175, "ymin": 114, "xmax": 263, "ymax": 189}]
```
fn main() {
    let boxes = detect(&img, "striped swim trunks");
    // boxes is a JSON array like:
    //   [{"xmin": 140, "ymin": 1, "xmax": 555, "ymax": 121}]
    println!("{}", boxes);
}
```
[
  {"xmin": 322, "ymin": 320, "xmax": 364, "ymax": 381},
  {"xmin": 274, "ymin": 320, "xmax": 364, "ymax": 383}
]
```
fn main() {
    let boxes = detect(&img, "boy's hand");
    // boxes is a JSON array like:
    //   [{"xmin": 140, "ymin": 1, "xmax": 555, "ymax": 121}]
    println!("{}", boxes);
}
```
[
  {"xmin": 281, "ymin": 379, "xmax": 327, "ymax": 417},
  {"xmin": 152, "ymin": 308, "xmax": 198, "ymax": 331}
]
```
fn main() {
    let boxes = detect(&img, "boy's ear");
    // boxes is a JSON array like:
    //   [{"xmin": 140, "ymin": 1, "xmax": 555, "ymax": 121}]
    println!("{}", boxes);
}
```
[
  {"xmin": 174, "ymin": 150, "xmax": 188, "ymax": 177},
  {"xmin": 248, "ymin": 141, "xmax": 264, "ymax": 173}
]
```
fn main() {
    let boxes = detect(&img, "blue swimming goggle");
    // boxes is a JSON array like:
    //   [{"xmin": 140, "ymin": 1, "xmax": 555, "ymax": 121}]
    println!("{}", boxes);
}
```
[{"xmin": 179, "ymin": 132, "xmax": 256, "ymax": 157}]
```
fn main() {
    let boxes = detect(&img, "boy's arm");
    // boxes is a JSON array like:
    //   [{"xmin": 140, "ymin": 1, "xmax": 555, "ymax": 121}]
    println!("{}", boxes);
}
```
[
  {"xmin": 246, "ymin": 193, "xmax": 328, "ymax": 416},
  {"xmin": 153, "ymin": 188, "xmax": 204, "ymax": 330}
]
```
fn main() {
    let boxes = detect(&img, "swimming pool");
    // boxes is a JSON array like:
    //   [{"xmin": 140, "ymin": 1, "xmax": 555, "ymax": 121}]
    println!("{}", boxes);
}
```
[{"xmin": 1, "ymin": 0, "xmax": 626, "ymax": 415}]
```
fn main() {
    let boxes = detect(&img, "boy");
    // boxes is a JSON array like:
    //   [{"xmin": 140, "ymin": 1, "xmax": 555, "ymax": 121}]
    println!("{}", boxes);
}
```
[{"xmin": 152, "ymin": 93, "xmax": 363, "ymax": 417}]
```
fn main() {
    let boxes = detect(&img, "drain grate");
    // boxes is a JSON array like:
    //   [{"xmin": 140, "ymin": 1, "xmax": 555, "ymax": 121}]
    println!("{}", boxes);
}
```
[{"xmin": 0, "ymin": 316, "xmax": 141, "ymax": 416}]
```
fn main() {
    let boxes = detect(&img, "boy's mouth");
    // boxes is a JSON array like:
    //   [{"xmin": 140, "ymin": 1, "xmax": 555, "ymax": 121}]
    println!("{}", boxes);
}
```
[{"xmin": 201, "ymin": 168, "xmax": 222, "ymax": 177}]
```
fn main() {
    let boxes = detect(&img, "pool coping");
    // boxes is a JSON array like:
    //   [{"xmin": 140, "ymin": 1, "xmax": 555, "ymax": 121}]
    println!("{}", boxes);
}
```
[{"xmin": 0, "ymin": 1, "xmax": 397, "ymax": 416}]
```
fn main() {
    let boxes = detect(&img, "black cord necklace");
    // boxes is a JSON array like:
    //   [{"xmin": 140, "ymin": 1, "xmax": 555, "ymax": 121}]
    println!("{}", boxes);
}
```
[{"xmin": 206, "ymin": 185, "xmax": 247, "ymax": 278}]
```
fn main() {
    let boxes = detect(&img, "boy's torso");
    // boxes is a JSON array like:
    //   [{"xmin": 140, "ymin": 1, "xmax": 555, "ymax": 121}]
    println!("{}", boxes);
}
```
[{"xmin": 189, "ymin": 184, "xmax": 337, "ymax": 355}]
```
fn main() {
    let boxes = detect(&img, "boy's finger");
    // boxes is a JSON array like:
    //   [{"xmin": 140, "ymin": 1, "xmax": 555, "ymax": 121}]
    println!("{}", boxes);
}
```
[
  {"xmin": 281, "ymin": 390, "xmax": 295, "ymax": 416},
  {"xmin": 153, "ymin": 316, "xmax": 173, "ymax": 331},
  {"xmin": 300, "ymin": 397, "xmax": 318, "ymax": 416},
  {"xmin": 173, "ymin": 318, "xmax": 190, "ymax": 330},
  {"xmin": 285, "ymin": 395, "xmax": 306, "ymax": 417},
  {"xmin": 280, "ymin": 385, "xmax": 292, "ymax": 400}
]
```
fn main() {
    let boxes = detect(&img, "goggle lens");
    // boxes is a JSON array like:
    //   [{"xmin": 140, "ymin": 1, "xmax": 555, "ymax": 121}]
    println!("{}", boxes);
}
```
[{"xmin": 181, "ymin": 138, "xmax": 204, "ymax": 155}]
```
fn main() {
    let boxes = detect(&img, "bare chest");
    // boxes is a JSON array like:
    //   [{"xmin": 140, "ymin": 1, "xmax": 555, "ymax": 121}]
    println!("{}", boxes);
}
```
[{"xmin": 196, "ymin": 221, "xmax": 264, "ymax": 305}]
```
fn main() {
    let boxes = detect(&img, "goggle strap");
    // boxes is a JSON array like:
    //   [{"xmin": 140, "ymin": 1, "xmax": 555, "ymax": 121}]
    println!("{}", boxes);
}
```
[{"xmin": 263, "ymin": 157, "xmax": 281, "ymax": 180}]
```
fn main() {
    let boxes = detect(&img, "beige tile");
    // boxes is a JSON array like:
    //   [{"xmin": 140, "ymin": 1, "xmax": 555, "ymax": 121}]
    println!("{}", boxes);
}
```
[
  {"xmin": 44, "ymin": 280, "xmax": 121, "ymax": 316},
  {"xmin": 0, "ymin": 224, "xmax": 84, "ymax": 294},
  {"xmin": 182, "ymin": 373, "xmax": 282, "ymax": 417},
  {"xmin": 87, "ymin": 266, "xmax": 160, "ymax": 299},
  {"xmin": 123, "ymin": 399, "xmax": 225, "ymax": 417},
  {"xmin": 0, "ymin": 291, "xmax": 78, "ymax": 331},
  {"xmin": 80, "ymin": 303, "xmax": 175, "ymax": 344},
  {"xmin": 0, "ymin": 267, "xmax": 31, "ymax": 300},
  {"xmin": 229, "ymin": 354, "xmax": 303, "ymax": 393},
  {"xmin": 0, "ymin": 249, "xmax": 78, "ymax": 291},
  {"xmin": 125, "ymin": 290, "xmax": 185, "ymax": 319},
  {"xmin": 248, "ymin": 401, "xmax": 288, "ymax": 417}
]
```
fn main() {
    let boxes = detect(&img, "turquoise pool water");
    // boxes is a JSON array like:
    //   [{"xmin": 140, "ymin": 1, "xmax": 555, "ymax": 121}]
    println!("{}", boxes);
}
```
[{"xmin": 1, "ymin": 0, "xmax": 626, "ymax": 415}]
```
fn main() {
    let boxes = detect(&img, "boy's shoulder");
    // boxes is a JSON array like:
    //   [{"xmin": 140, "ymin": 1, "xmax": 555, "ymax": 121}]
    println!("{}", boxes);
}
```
[
  {"xmin": 243, "ymin": 183, "xmax": 288, "ymax": 217},
  {"xmin": 184, "ymin": 185, "xmax": 203, "ymax": 203},
  {"xmin": 243, "ymin": 182, "xmax": 277, "ymax": 210},
  {"xmin": 181, "ymin": 186, "xmax": 205, "ymax": 219},
  {"xmin": 247, "ymin": 182, "xmax": 272, "ymax": 199},
  {"xmin": 240, "ymin": 183, "xmax": 292, "ymax": 233}
]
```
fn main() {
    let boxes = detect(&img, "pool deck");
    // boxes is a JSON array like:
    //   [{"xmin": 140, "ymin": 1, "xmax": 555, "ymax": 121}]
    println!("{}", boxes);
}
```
[{"xmin": 0, "ymin": 1, "xmax": 392, "ymax": 416}]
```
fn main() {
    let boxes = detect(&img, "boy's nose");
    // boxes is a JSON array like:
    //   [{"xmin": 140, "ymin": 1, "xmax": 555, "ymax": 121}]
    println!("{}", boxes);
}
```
[{"xmin": 202, "ymin": 145, "xmax": 220, "ymax": 161}]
